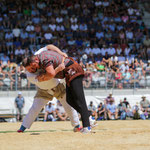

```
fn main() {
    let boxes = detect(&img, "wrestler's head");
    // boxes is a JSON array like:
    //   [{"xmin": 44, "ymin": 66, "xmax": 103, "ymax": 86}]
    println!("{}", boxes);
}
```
[{"xmin": 22, "ymin": 55, "xmax": 40, "ymax": 73}]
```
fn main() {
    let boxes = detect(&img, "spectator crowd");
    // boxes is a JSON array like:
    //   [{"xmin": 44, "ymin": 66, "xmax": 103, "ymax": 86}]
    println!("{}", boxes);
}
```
[
  {"xmin": 0, "ymin": 0, "xmax": 150, "ymax": 90},
  {"xmin": 39, "ymin": 93, "xmax": 150, "ymax": 122},
  {"xmin": 88, "ymin": 93, "xmax": 150, "ymax": 121}
]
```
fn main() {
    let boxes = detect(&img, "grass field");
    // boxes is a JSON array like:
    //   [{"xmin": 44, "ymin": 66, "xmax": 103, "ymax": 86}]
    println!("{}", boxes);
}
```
[{"xmin": 0, "ymin": 120, "xmax": 150, "ymax": 150}]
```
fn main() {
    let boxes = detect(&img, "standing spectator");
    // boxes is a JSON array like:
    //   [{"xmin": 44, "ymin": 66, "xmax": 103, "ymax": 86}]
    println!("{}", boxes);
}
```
[{"xmin": 15, "ymin": 92, "xmax": 25, "ymax": 121}]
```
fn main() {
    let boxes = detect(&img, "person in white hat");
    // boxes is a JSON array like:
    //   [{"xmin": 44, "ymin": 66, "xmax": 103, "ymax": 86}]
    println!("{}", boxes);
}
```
[{"xmin": 15, "ymin": 91, "xmax": 25, "ymax": 121}]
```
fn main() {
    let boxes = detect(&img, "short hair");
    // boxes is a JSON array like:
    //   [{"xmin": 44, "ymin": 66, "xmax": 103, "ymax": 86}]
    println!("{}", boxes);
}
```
[{"xmin": 22, "ymin": 55, "xmax": 35, "ymax": 67}]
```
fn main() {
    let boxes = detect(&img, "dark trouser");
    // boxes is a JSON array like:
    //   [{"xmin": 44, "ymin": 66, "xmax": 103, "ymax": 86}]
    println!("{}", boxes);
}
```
[{"xmin": 66, "ymin": 76, "xmax": 90, "ymax": 127}]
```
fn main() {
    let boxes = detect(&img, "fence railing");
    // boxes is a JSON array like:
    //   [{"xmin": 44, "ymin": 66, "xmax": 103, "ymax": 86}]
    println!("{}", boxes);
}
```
[{"xmin": 0, "ymin": 70, "xmax": 150, "ymax": 91}]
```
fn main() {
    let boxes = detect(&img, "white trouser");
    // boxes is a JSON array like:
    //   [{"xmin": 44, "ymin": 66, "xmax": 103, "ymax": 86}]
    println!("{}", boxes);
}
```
[{"xmin": 22, "ymin": 94, "xmax": 80, "ymax": 129}]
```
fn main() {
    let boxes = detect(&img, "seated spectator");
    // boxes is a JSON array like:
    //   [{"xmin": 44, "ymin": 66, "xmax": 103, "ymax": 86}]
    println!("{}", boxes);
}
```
[
  {"xmin": 126, "ymin": 28, "xmax": 134, "ymax": 43},
  {"xmin": 127, "ymin": 53, "xmax": 135, "ymax": 65},
  {"xmin": 55, "ymin": 101, "xmax": 68, "ymax": 121},
  {"xmin": 15, "ymin": 46, "xmax": 25, "ymax": 64},
  {"xmin": 123, "ymin": 97, "xmax": 133, "ymax": 118},
  {"xmin": 111, "ymin": 61, "xmax": 119, "ymax": 72},
  {"xmin": 86, "ymin": 61, "xmax": 95, "ymax": 72},
  {"xmin": 92, "ymin": 44, "xmax": 101, "ymax": 60},
  {"xmin": 107, "ymin": 98, "xmax": 118, "ymax": 120},
  {"xmin": 106, "ymin": 69, "xmax": 115, "ymax": 87},
  {"xmin": 119, "ymin": 30, "xmax": 125, "ymax": 43},
  {"xmin": 101, "ymin": 45, "xmax": 108, "ymax": 57},
  {"xmin": 116, "ymin": 45, "xmax": 122, "ymax": 56},
  {"xmin": 97, "ymin": 102, "xmax": 105, "ymax": 120},
  {"xmin": 102, "ymin": 52, "xmax": 110, "ymax": 67},
  {"xmin": 117, "ymin": 100, "xmax": 127, "ymax": 120},
  {"xmin": 107, "ymin": 43, "xmax": 116, "ymax": 56},
  {"xmin": 0, "ymin": 66, "xmax": 5, "ymax": 88},
  {"xmin": 122, "ymin": 69, "xmax": 132, "ymax": 88},
  {"xmin": 91, "ymin": 69, "xmax": 100, "ymax": 88},
  {"xmin": 147, "ymin": 46, "xmax": 150, "ymax": 60},
  {"xmin": 109, "ymin": 55, "xmax": 118, "ymax": 68},
  {"xmin": 104, "ymin": 93, "xmax": 115, "ymax": 119},
  {"xmin": 143, "ymin": 35, "xmax": 150, "ymax": 48},
  {"xmin": 140, "ymin": 96, "xmax": 150, "ymax": 119},
  {"xmin": 95, "ymin": 61, "xmax": 105, "ymax": 73},
  {"xmin": 18, "ymin": 64, "xmax": 30, "ymax": 89},
  {"xmin": 2, "ymin": 66, "xmax": 15, "ymax": 90},
  {"xmin": 105, "ymin": 93, "xmax": 115, "ymax": 105},
  {"xmin": 135, "ymin": 28, "xmax": 143, "ymax": 43},
  {"xmin": 132, "ymin": 102, "xmax": 146, "ymax": 120},
  {"xmin": 43, "ymin": 30, "xmax": 53, "ymax": 43},
  {"xmin": 12, "ymin": 25, "xmax": 21, "ymax": 38},
  {"xmin": 114, "ymin": 68, "xmax": 123, "ymax": 89},
  {"xmin": 44, "ymin": 102, "xmax": 56, "ymax": 122},
  {"xmin": 118, "ymin": 53, "xmax": 126, "ymax": 63},
  {"xmin": 83, "ymin": 68, "xmax": 92, "ymax": 88},
  {"xmin": 130, "ymin": 68, "xmax": 141, "ymax": 88},
  {"xmin": 145, "ymin": 60, "xmax": 150, "ymax": 75},
  {"xmin": 88, "ymin": 101, "xmax": 97, "ymax": 120},
  {"xmin": 28, "ymin": 31, "xmax": 36, "ymax": 44},
  {"xmin": 0, "ymin": 53, "xmax": 10, "ymax": 67},
  {"xmin": 124, "ymin": 44, "xmax": 131, "ymax": 56}
]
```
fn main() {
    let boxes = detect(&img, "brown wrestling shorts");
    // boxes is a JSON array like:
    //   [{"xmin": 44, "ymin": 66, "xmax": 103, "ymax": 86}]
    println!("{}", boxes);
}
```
[
  {"xmin": 64, "ymin": 57, "xmax": 84, "ymax": 87},
  {"xmin": 34, "ymin": 83, "xmax": 66, "ymax": 100}
]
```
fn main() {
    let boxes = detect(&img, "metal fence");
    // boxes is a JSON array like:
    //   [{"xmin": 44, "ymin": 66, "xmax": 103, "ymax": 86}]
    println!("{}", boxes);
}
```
[{"xmin": 0, "ymin": 69, "xmax": 150, "ymax": 92}]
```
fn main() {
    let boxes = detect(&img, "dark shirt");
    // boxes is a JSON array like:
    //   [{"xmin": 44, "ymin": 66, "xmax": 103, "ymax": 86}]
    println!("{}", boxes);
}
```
[
  {"xmin": 123, "ymin": 101, "xmax": 129, "ymax": 108},
  {"xmin": 103, "ymin": 55, "xmax": 110, "ymax": 60}
]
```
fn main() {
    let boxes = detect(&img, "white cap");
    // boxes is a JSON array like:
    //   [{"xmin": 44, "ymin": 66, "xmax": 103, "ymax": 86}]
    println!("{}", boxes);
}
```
[
  {"xmin": 88, "ymin": 61, "xmax": 93, "ymax": 64},
  {"xmin": 109, "ymin": 92, "xmax": 113, "ymax": 95},
  {"xmin": 82, "ymin": 54, "xmax": 87, "ymax": 59},
  {"xmin": 18, "ymin": 91, "xmax": 22, "ymax": 95}
]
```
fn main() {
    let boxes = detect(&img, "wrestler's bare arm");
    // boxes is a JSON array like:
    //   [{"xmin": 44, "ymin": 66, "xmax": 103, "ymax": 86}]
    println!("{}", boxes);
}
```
[
  {"xmin": 46, "ymin": 44, "xmax": 68, "ymax": 57},
  {"xmin": 36, "ymin": 64, "xmax": 65, "ymax": 82}
]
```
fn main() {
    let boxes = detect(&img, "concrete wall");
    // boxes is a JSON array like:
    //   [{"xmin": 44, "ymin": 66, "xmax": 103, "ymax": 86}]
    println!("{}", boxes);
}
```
[{"xmin": 0, "ymin": 89, "xmax": 150, "ymax": 115}]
